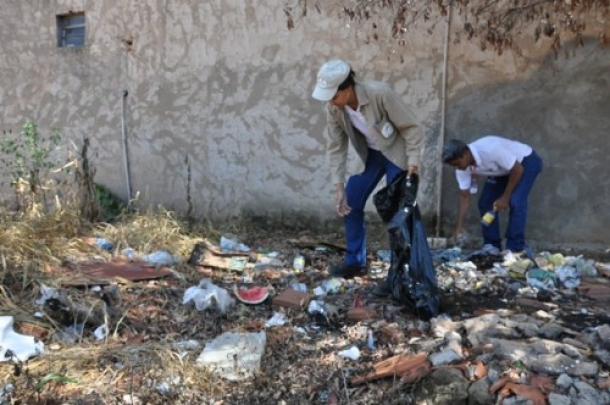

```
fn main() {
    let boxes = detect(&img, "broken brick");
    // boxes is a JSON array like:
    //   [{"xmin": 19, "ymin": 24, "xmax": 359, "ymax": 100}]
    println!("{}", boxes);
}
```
[
  {"xmin": 347, "ymin": 307, "xmax": 377, "ymax": 322},
  {"xmin": 272, "ymin": 289, "xmax": 310, "ymax": 310},
  {"xmin": 15, "ymin": 322, "xmax": 48, "ymax": 340},
  {"xmin": 515, "ymin": 297, "xmax": 558, "ymax": 311},
  {"xmin": 351, "ymin": 352, "xmax": 430, "ymax": 385},
  {"xmin": 380, "ymin": 324, "xmax": 404, "ymax": 343}
]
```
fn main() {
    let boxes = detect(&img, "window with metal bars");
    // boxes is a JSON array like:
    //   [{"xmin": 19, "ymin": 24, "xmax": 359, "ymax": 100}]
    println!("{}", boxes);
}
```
[{"xmin": 57, "ymin": 13, "xmax": 86, "ymax": 48}]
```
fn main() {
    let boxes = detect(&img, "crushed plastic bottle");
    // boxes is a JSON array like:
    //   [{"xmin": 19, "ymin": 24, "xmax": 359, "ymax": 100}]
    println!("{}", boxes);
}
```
[
  {"xmin": 293, "ymin": 254, "xmax": 305, "ymax": 273},
  {"xmin": 220, "ymin": 236, "xmax": 250, "ymax": 252},
  {"xmin": 367, "ymin": 329, "xmax": 376, "ymax": 351},
  {"xmin": 94, "ymin": 237, "xmax": 113, "ymax": 251}
]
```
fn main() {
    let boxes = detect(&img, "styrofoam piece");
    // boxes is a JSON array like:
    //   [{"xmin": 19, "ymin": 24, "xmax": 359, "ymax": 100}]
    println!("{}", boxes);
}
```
[
  {"xmin": 196, "ymin": 331, "xmax": 266, "ymax": 381},
  {"xmin": 0, "ymin": 316, "xmax": 44, "ymax": 362}
]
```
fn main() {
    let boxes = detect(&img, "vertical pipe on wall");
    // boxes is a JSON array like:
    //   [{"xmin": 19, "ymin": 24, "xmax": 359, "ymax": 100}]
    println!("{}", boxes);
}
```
[
  {"xmin": 121, "ymin": 90, "xmax": 133, "ymax": 207},
  {"xmin": 435, "ymin": 3, "xmax": 452, "ymax": 237}
]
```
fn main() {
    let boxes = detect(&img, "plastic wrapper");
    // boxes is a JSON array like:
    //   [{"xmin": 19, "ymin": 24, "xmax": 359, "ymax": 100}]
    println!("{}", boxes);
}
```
[
  {"xmin": 373, "ymin": 173, "xmax": 440, "ymax": 319},
  {"xmin": 183, "ymin": 279, "xmax": 235, "ymax": 313}
]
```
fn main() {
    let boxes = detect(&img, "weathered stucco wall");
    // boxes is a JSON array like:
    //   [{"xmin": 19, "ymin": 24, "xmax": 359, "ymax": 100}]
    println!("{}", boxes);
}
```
[{"xmin": 0, "ymin": 0, "xmax": 608, "ymax": 248}]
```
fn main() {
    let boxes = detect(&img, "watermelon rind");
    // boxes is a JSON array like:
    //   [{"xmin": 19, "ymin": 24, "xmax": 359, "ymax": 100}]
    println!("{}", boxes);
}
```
[{"xmin": 233, "ymin": 285, "xmax": 269, "ymax": 304}]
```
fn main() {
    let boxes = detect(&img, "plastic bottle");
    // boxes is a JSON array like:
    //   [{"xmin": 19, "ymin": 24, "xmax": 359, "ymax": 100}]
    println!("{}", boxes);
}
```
[
  {"xmin": 470, "ymin": 173, "xmax": 478, "ymax": 194},
  {"xmin": 293, "ymin": 254, "xmax": 305, "ymax": 273},
  {"xmin": 481, "ymin": 209, "xmax": 497, "ymax": 226},
  {"xmin": 367, "ymin": 329, "xmax": 376, "ymax": 351},
  {"xmin": 94, "ymin": 237, "xmax": 113, "ymax": 251}
]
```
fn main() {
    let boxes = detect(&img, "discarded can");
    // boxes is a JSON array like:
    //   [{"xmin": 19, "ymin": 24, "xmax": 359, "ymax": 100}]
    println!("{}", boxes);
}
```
[
  {"xmin": 293, "ymin": 254, "xmax": 305, "ymax": 272},
  {"xmin": 481, "ymin": 209, "xmax": 497, "ymax": 226}
]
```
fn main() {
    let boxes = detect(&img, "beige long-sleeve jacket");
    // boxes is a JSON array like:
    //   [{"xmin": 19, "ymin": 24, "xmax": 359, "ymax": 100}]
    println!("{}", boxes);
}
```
[{"xmin": 325, "ymin": 81, "xmax": 424, "ymax": 184}]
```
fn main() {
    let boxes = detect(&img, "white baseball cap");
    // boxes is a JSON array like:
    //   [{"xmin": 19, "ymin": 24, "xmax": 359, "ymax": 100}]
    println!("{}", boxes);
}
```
[{"xmin": 312, "ymin": 59, "xmax": 351, "ymax": 101}]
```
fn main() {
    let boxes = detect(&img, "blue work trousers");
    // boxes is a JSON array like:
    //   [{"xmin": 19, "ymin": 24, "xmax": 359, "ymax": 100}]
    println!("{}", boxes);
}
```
[
  {"xmin": 344, "ymin": 149, "xmax": 403, "ymax": 267},
  {"xmin": 478, "ymin": 150, "xmax": 543, "ymax": 252}
]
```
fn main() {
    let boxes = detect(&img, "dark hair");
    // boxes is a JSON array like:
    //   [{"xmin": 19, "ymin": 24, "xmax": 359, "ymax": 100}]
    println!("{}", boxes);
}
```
[
  {"xmin": 442, "ymin": 139, "xmax": 469, "ymax": 163},
  {"xmin": 337, "ymin": 69, "xmax": 356, "ymax": 91}
]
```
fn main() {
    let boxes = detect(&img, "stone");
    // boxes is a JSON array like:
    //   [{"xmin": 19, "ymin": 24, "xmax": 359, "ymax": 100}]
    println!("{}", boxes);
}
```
[
  {"xmin": 597, "ymin": 324, "xmax": 610, "ymax": 350},
  {"xmin": 562, "ymin": 337, "xmax": 589, "ymax": 351},
  {"xmin": 593, "ymin": 349, "xmax": 610, "ymax": 369},
  {"xmin": 572, "ymin": 381, "xmax": 604, "ymax": 405},
  {"xmin": 555, "ymin": 373, "xmax": 574, "ymax": 390},
  {"xmin": 430, "ymin": 349, "xmax": 463, "ymax": 366},
  {"xmin": 540, "ymin": 322, "xmax": 565, "ymax": 339},
  {"xmin": 467, "ymin": 378, "xmax": 493, "ymax": 405},
  {"xmin": 517, "ymin": 322, "xmax": 540, "ymax": 338},
  {"xmin": 529, "ymin": 354, "xmax": 598, "ymax": 377},
  {"xmin": 510, "ymin": 313, "xmax": 529, "ymax": 322},
  {"xmin": 414, "ymin": 367, "xmax": 469, "ymax": 405},
  {"xmin": 548, "ymin": 393, "xmax": 571, "ymax": 405}
]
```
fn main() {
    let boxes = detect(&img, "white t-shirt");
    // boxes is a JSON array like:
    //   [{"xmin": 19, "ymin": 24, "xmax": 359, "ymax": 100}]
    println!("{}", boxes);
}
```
[
  {"xmin": 345, "ymin": 105, "xmax": 379, "ymax": 150},
  {"xmin": 455, "ymin": 136, "xmax": 532, "ymax": 190}
]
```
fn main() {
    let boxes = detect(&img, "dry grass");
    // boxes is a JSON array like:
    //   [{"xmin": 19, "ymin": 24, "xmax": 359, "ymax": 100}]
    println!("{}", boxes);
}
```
[
  {"xmin": 0, "ymin": 206, "xmax": 233, "ymax": 403},
  {"xmin": 0, "ymin": 204, "xmax": 416, "ymax": 405}
]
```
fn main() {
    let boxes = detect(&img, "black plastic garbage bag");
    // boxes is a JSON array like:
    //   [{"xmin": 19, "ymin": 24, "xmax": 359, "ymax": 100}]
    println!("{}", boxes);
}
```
[{"xmin": 373, "ymin": 172, "xmax": 440, "ymax": 319}]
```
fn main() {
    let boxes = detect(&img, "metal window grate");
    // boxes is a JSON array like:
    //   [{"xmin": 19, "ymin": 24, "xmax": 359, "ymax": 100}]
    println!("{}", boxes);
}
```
[{"xmin": 57, "ymin": 13, "xmax": 86, "ymax": 48}]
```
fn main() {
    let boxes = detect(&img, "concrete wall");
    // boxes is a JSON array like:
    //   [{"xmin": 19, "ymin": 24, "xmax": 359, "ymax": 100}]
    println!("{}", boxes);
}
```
[{"xmin": 0, "ymin": 0, "xmax": 608, "ymax": 248}]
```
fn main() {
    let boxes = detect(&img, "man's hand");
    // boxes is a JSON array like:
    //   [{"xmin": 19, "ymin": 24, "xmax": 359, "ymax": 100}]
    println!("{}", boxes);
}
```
[
  {"xmin": 335, "ymin": 186, "xmax": 351, "ymax": 216},
  {"xmin": 494, "ymin": 196, "xmax": 510, "ymax": 212},
  {"xmin": 407, "ymin": 165, "xmax": 419, "ymax": 177}
]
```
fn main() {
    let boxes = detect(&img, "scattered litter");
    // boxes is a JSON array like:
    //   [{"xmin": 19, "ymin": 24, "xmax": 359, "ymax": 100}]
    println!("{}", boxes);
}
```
[
  {"xmin": 58, "ymin": 323, "xmax": 85, "ymax": 345},
  {"xmin": 35, "ymin": 284, "xmax": 59, "ymax": 306},
  {"xmin": 196, "ymin": 331, "xmax": 266, "ymax": 381},
  {"xmin": 556, "ymin": 266, "xmax": 581, "ymax": 289},
  {"xmin": 220, "ymin": 236, "xmax": 250, "ymax": 252},
  {"xmin": 156, "ymin": 382, "xmax": 173, "ymax": 396},
  {"xmin": 290, "ymin": 283, "xmax": 307, "ymax": 293},
  {"xmin": 254, "ymin": 255, "xmax": 283, "ymax": 271},
  {"xmin": 0, "ymin": 316, "xmax": 44, "ymax": 362},
  {"xmin": 367, "ymin": 329, "xmax": 376, "ymax": 351},
  {"xmin": 265, "ymin": 312, "xmax": 287, "ymax": 328},
  {"xmin": 377, "ymin": 250, "xmax": 391, "ymax": 262},
  {"xmin": 141, "ymin": 250, "xmax": 180, "ymax": 266},
  {"xmin": 83, "ymin": 236, "xmax": 114, "ymax": 250},
  {"xmin": 171, "ymin": 340, "xmax": 200, "ymax": 351},
  {"xmin": 526, "ymin": 268, "xmax": 557, "ymax": 290},
  {"xmin": 233, "ymin": 285, "xmax": 270, "ymax": 305},
  {"xmin": 293, "ymin": 254, "xmax": 305, "ymax": 272},
  {"xmin": 93, "ymin": 325, "xmax": 107, "ymax": 341},
  {"xmin": 338, "ymin": 346, "xmax": 361, "ymax": 360},
  {"xmin": 314, "ymin": 278, "xmax": 343, "ymax": 296},
  {"xmin": 183, "ymin": 279, "xmax": 235, "ymax": 313},
  {"xmin": 122, "ymin": 247, "xmax": 137, "ymax": 261}
]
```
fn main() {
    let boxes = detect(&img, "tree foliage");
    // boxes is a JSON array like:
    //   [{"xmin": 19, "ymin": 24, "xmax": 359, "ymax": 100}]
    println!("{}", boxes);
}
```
[{"xmin": 284, "ymin": 0, "xmax": 609, "ymax": 56}]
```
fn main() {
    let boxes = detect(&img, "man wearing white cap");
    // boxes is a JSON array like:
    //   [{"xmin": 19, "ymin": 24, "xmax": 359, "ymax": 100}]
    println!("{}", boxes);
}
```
[{"xmin": 312, "ymin": 59, "xmax": 424, "ymax": 295}]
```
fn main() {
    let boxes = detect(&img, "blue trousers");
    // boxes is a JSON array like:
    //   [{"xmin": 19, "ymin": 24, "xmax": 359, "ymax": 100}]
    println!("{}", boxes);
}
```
[
  {"xmin": 478, "ymin": 151, "xmax": 543, "ymax": 252},
  {"xmin": 344, "ymin": 149, "xmax": 403, "ymax": 267}
]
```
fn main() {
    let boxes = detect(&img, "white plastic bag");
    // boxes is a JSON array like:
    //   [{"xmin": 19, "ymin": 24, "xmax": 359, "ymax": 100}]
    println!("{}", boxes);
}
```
[{"xmin": 183, "ymin": 279, "xmax": 235, "ymax": 314}]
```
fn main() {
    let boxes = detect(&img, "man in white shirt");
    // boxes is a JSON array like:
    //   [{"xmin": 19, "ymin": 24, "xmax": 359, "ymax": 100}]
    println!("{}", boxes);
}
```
[
  {"xmin": 312, "ymin": 59, "xmax": 424, "ymax": 295},
  {"xmin": 442, "ymin": 136, "xmax": 543, "ymax": 254}
]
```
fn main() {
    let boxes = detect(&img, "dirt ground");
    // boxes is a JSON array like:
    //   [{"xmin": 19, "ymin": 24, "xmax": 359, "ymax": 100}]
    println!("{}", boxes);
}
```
[{"xmin": 1, "ymin": 217, "xmax": 608, "ymax": 405}]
